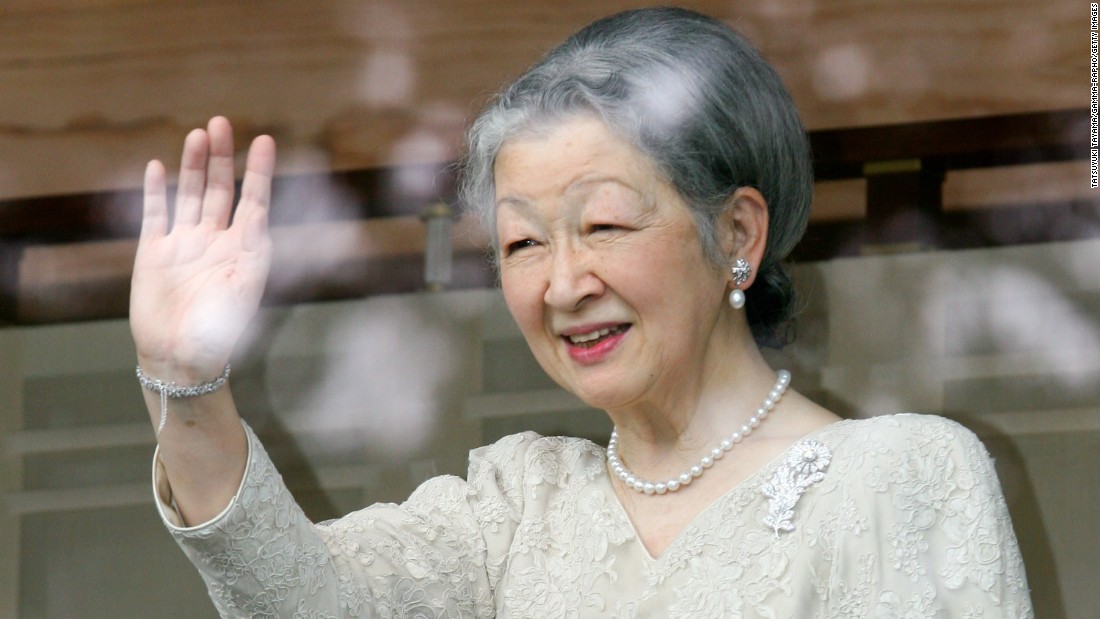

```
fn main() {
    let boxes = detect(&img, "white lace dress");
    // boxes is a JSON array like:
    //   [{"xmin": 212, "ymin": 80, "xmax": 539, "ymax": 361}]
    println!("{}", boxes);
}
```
[{"xmin": 153, "ymin": 413, "xmax": 1033, "ymax": 618}]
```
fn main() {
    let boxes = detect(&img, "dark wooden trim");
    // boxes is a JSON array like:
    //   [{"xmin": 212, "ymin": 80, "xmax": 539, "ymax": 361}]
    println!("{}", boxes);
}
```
[
  {"xmin": 810, "ymin": 108, "xmax": 1089, "ymax": 180},
  {"xmin": 0, "ymin": 109, "xmax": 1094, "ymax": 325},
  {"xmin": 0, "ymin": 244, "xmax": 496, "ymax": 326},
  {"xmin": 2, "ymin": 109, "xmax": 1088, "ymax": 246},
  {"xmin": 0, "ymin": 241, "xmax": 22, "ymax": 326},
  {"xmin": 0, "ymin": 162, "xmax": 458, "ymax": 244},
  {"xmin": 790, "ymin": 199, "xmax": 1100, "ymax": 262}
]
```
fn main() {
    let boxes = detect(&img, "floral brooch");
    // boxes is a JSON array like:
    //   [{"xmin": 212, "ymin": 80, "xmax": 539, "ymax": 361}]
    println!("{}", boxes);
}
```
[{"xmin": 761, "ymin": 439, "xmax": 831, "ymax": 536}]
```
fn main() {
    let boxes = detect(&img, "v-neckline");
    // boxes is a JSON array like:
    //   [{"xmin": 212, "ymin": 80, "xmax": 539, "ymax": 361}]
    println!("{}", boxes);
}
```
[{"xmin": 601, "ymin": 418, "xmax": 849, "ymax": 562}]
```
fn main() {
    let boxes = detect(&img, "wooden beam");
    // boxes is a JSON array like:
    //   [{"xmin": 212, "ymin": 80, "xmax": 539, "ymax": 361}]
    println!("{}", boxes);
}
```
[
  {"xmin": 811, "ymin": 109, "xmax": 1089, "ymax": 180},
  {"xmin": 1, "ymin": 110, "xmax": 1088, "ymax": 246},
  {"xmin": 1, "ymin": 110, "xmax": 1095, "ymax": 325},
  {"xmin": 0, "ymin": 162, "xmax": 457, "ymax": 243},
  {"xmin": 3, "ymin": 215, "xmax": 493, "ymax": 325}
]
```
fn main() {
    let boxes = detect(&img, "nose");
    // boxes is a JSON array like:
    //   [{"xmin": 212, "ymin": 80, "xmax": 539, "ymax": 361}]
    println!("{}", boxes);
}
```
[{"xmin": 544, "ymin": 243, "xmax": 604, "ymax": 311}]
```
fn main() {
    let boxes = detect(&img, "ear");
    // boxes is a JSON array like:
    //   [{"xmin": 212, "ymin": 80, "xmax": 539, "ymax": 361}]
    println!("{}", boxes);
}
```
[{"xmin": 718, "ymin": 187, "xmax": 769, "ymax": 289}]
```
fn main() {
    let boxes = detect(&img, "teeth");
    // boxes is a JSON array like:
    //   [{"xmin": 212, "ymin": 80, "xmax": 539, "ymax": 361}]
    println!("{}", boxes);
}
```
[
  {"xmin": 568, "ymin": 326, "xmax": 626, "ymax": 344},
  {"xmin": 572, "ymin": 329, "xmax": 606, "ymax": 343}
]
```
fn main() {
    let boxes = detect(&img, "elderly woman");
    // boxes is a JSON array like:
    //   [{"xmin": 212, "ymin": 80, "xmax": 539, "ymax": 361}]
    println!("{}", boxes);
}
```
[{"xmin": 131, "ymin": 7, "xmax": 1032, "ymax": 617}]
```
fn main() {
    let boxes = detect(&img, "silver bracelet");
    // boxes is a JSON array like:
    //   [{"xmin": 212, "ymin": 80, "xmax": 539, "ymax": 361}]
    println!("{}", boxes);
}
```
[{"xmin": 136, "ymin": 364, "xmax": 231, "ymax": 435}]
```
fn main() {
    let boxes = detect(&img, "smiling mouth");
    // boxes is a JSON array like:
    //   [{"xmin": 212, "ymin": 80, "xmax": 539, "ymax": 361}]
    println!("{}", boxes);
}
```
[{"xmin": 565, "ymin": 324, "xmax": 631, "ymax": 348}]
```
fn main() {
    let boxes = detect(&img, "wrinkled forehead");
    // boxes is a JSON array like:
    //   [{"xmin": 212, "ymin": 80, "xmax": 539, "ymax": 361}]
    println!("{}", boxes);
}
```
[{"xmin": 492, "ymin": 124, "xmax": 672, "ymax": 243}]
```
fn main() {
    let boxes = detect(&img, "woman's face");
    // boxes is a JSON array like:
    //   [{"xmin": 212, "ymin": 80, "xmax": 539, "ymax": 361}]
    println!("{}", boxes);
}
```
[{"xmin": 494, "ymin": 116, "xmax": 732, "ymax": 411}]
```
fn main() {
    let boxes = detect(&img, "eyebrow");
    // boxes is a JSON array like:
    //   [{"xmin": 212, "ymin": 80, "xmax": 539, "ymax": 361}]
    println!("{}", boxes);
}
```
[{"xmin": 494, "ymin": 195, "xmax": 531, "ymax": 210}]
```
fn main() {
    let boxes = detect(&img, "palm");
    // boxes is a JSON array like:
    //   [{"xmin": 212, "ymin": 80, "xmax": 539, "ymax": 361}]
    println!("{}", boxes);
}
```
[{"xmin": 130, "ymin": 117, "xmax": 276, "ymax": 376}]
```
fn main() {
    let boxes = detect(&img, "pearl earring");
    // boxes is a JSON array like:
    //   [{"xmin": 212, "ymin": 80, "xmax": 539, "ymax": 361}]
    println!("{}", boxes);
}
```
[
  {"xmin": 729, "ymin": 258, "xmax": 751, "ymax": 310},
  {"xmin": 729, "ymin": 289, "xmax": 746, "ymax": 309}
]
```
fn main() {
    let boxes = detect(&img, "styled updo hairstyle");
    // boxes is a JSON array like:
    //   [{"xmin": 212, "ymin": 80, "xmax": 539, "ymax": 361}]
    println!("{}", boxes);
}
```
[{"xmin": 459, "ymin": 7, "xmax": 813, "ymax": 347}]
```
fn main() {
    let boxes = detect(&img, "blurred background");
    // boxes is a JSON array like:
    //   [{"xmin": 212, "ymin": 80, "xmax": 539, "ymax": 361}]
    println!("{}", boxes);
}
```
[{"xmin": 0, "ymin": 0, "xmax": 1094, "ymax": 616}]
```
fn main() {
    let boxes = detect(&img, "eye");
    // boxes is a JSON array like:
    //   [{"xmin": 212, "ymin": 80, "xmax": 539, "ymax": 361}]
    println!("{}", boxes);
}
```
[
  {"xmin": 504, "ymin": 238, "xmax": 538, "ymax": 255},
  {"xmin": 589, "ymin": 223, "xmax": 620, "ymax": 233}
]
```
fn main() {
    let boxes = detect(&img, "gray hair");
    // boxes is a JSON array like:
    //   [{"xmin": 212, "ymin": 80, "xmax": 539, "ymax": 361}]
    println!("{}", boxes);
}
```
[{"xmin": 458, "ymin": 7, "xmax": 813, "ymax": 346}]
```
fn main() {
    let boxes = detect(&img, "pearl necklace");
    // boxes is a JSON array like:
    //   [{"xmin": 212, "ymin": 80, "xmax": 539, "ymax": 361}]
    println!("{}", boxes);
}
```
[{"xmin": 606, "ymin": 370, "xmax": 792, "ymax": 495}]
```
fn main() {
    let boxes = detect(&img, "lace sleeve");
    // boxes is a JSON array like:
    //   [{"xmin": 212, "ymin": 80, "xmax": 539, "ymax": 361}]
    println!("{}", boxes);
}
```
[
  {"xmin": 828, "ymin": 415, "xmax": 1034, "ymax": 618},
  {"xmin": 154, "ymin": 423, "xmax": 534, "ymax": 618}
]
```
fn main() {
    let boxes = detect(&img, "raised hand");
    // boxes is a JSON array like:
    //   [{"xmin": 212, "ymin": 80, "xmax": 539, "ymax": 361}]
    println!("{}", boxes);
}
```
[{"xmin": 130, "ymin": 117, "xmax": 276, "ymax": 382}]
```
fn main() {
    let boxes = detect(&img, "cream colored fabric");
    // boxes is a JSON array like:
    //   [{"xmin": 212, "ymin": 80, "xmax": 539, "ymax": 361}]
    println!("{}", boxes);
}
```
[{"xmin": 155, "ymin": 414, "xmax": 1033, "ymax": 618}]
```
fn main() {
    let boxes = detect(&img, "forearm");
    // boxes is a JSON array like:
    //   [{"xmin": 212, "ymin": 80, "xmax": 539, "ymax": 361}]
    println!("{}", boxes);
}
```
[
  {"xmin": 140, "ymin": 360, "xmax": 248, "ymax": 526},
  {"xmin": 160, "ymin": 421, "xmax": 345, "ymax": 617}
]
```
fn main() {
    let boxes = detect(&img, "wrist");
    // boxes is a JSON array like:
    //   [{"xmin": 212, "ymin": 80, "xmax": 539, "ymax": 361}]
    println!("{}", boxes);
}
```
[
  {"xmin": 136, "ymin": 363, "xmax": 233, "ymax": 435},
  {"xmin": 136, "ymin": 363, "xmax": 231, "ymax": 396}
]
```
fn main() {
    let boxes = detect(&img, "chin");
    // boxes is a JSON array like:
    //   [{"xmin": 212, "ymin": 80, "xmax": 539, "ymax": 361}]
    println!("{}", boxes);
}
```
[
  {"xmin": 563, "ymin": 378, "xmax": 642, "ymax": 412},
  {"xmin": 541, "ymin": 353, "xmax": 647, "ymax": 411}
]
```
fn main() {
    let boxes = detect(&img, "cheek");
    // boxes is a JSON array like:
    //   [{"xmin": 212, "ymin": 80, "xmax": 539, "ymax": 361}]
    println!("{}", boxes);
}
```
[
  {"xmin": 500, "ymin": 270, "xmax": 542, "ymax": 332},
  {"xmin": 604, "ymin": 242, "xmax": 680, "ymax": 298},
  {"xmin": 613, "ymin": 242, "xmax": 723, "ymax": 326}
]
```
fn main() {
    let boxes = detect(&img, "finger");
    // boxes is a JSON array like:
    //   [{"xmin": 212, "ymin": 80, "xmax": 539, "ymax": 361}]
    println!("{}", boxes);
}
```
[
  {"xmin": 242, "ymin": 206, "xmax": 270, "ymax": 254},
  {"xmin": 232, "ymin": 135, "xmax": 276, "ymax": 232},
  {"xmin": 201, "ymin": 116, "xmax": 236, "ymax": 229},
  {"xmin": 140, "ymin": 160, "xmax": 169, "ymax": 243},
  {"xmin": 239, "ymin": 208, "xmax": 273, "ymax": 309},
  {"xmin": 174, "ymin": 128, "xmax": 210, "ymax": 228}
]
